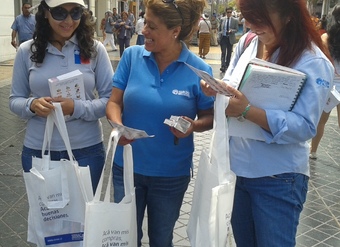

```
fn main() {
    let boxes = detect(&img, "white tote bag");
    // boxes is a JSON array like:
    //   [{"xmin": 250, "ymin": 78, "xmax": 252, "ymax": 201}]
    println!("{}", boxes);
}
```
[
  {"xmin": 24, "ymin": 103, "xmax": 93, "ymax": 247},
  {"xmin": 187, "ymin": 94, "xmax": 237, "ymax": 247},
  {"xmin": 83, "ymin": 130, "xmax": 137, "ymax": 247}
]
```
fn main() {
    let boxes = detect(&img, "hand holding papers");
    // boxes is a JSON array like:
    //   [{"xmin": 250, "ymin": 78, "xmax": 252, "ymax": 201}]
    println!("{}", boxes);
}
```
[
  {"xmin": 107, "ymin": 120, "xmax": 155, "ymax": 140},
  {"xmin": 229, "ymin": 58, "xmax": 307, "ymax": 141},
  {"xmin": 185, "ymin": 63, "xmax": 232, "ymax": 96},
  {"xmin": 323, "ymin": 86, "xmax": 340, "ymax": 113}
]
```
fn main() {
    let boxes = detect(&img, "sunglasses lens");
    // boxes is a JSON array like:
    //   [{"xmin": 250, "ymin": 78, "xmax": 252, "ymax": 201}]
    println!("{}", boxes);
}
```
[
  {"xmin": 70, "ymin": 7, "xmax": 83, "ymax": 20},
  {"xmin": 50, "ymin": 7, "xmax": 67, "ymax": 20},
  {"xmin": 50, "ymin": 7, "xmax": 83, "ymax": 21}
]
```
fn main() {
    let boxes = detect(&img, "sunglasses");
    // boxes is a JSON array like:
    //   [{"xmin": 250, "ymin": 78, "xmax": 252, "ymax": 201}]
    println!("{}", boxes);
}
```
[
  {"xmin": 226, "ymin": 11, "xmax": 232, "ymax": 14},
  {"xmin": 49, "ymin": 6, "xmax": 83, "ymax": 21},
  {"xmin": 162, "ymin": 0, "xmax": 184, "ymax": 25}
]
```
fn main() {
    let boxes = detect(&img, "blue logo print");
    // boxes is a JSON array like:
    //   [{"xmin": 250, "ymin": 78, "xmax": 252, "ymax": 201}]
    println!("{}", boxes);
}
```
[{"xmin": 316, "ymin": 78, "xmax": 330, "ymax": 88}]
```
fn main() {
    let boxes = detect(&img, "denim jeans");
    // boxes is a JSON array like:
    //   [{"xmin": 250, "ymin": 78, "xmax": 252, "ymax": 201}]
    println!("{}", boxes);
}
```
[
  {"xmin": 21, "ymin": 142, "xmax": 105, "ymax": 193},
  {"xmin": 231, "ymin": 173, "xmax": 309, "ymax": 247},
  {"xmin": 113, "ymin": 164, "xmax": 190, "ymax": 247}
]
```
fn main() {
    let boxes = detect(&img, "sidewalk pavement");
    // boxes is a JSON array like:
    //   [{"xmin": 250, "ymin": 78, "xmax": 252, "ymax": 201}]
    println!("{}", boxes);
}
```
[{"xmin": 0, "ymin": 40, "xmax": 339, "ymax": 247}]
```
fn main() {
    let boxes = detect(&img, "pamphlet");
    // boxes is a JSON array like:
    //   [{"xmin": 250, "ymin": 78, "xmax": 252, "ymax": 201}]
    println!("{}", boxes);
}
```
[
  {"xmin": 164, "ymin": 116, "xmax": 191, "ymax": 133},
  {"xmin": 185, "ymin": 62, "xmax": 232, "ymax": 96},
  {"xmin": 107, "ymin": 120, "xmax": 155, "ymax": 140},
  {"xmin": 48, "ymin": 70, "xmax": 85, "ymax": 100},
  {"xmin": 229, "ymin": 58, "xmax": 307, "ymax": 141}
]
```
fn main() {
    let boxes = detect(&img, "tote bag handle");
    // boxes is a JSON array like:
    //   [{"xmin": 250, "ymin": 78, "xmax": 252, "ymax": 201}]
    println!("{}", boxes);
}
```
[
  {"xmin": 94, "ymin": 130, "xmax": 134, "ymax": 203},
  {"xmin": 209, "ymin": 94, "xmax": 231, "ymax": 184}
]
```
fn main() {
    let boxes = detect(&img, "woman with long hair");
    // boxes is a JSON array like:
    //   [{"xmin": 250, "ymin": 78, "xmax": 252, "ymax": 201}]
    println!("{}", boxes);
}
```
[
  {"xmin": 9, "ymin": 0, "xmax": 113, "ymax": 193},
  {"xmin": 201, "ymin": 0, "xmax": 334, "ymax": 246}
]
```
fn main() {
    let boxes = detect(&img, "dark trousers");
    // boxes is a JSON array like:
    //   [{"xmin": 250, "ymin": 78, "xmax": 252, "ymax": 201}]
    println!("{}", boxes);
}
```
[
  {"xmin": 220, "ymin": 36, "xmax": 233, "ymax": 68},
  {"xmin": 118, "ymin": 37, "xmax": 131, "ymax": 57}
]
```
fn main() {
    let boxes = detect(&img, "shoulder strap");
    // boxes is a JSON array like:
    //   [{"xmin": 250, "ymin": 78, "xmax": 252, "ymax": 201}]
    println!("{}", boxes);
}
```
[{"xmin": 243, "ymin": 31, "xmax": 257, "ymax": 53}]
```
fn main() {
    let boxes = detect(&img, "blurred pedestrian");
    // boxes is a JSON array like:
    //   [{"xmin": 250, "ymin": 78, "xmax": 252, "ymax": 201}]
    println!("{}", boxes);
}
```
[
  {"xmin": 11, "ymin": 2, "xmax": 36, "ymax": 48},
  {"xmin": 135, "ymin": 11, "xmax": 145, "ymax": 45},
  {"xmin": 218, "ymin": 7, "xmax": 238, "ymax": 72},
  {"xmin": 103, "ymin": 10, "xmax": 118, "ymax": 52},
  {"xmin": 198, "ymin": 13, "xmax": 211, "ymax": 59},
  {"xmin": 115, "ymin": 11, "xmax": 133, "ymax": 57}
]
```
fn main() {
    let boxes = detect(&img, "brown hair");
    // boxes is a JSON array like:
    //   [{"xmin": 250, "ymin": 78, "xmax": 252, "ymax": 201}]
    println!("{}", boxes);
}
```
[
  {"xmin": 238, "ymin": 0, "xmax": 331, "ymax": 66},
  {"xmin": 143, "ymin": 0, "xmax": 207, "ymax": 43}
]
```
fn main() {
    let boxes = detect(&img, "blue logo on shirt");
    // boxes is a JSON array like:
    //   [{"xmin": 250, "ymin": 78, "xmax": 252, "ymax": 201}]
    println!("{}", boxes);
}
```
[
  {"xmin": 172, "ymin": 89, "xmax": 190, "ymax": 98},
  {"xmin": 316, "ymin": 78, "xmax": 330, "ymax": 88}
]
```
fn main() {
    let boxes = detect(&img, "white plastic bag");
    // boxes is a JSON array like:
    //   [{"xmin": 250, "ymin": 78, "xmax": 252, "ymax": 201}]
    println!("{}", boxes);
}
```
[
  {"xmin": 187, "ymin": 94, "xmax": 237, "ymax": 247},
  {"xmin": 83, "ymin": 130, "xmax": 137, "ymax": 247},
  {"xmin": 24, "ymin": 103, "xmax": 93, "ymax": 247}
]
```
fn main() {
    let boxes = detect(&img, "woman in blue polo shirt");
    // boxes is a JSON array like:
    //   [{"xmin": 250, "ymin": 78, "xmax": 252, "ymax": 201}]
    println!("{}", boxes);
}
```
[{"xmin": 106, "ymin": 0, "xmax": 214, "ymax": 246}]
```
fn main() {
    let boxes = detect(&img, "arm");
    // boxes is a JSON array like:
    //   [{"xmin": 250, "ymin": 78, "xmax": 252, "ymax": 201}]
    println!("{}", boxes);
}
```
[{"xmin": 11, "ymin": 30, "xmax": 17, "ymax": 48}]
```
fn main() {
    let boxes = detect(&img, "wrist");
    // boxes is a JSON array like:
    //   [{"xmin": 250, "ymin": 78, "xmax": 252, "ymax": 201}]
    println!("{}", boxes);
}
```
[{"xmin": 237, "ymin": 103, "xmax": 251, "ymax": 122}]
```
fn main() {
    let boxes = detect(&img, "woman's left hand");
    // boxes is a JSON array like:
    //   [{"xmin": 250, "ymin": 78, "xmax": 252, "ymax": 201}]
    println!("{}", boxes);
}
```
[
  {"xmin": 225, "ymin": 85, "xmax": 249, "ymax": 117},
  {"xmin": 169, "ymin": 116, "xmax": 194, "ymax": 138},
  {"xmin": 52, "ymin": 97, "xmax": 75, "ymax": 116}
]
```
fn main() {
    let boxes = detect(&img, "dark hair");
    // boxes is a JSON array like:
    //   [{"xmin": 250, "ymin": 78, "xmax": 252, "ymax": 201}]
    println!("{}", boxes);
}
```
[
  {"xmin": 327, "ymin": 4, "xmax": 340, "ymax": 61},
  {"xmin": 22, "ymin": 2, "xmax": 32, "ymax": 7},
  {"xmin": 225, "ymin": 7, "xmax": 233, "ymax": 12},
  {"xmin": 144, "ymin": 0, "xmax": 206, "ymax": 43},
  {"xmin": 30, "ymin": 1, "xmax": 96, "ymax": 64},
  {"xmin": 238, "ymin": 0, "xmax": 331, "ymax": 66}
]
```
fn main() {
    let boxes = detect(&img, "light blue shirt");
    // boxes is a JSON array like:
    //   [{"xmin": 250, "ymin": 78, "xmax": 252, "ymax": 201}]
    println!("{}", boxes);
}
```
[
  {"xmin": 9, "ymin": 36, "xmax": 113, "ymax": 150},
  {"xmin": 11, "ymin": 14, "xmax": 36, "ymax": 43},
  {"xmin": 223, "ymin": 34, "xmax": 334, "ymax": 178},
  {"xmin": 112, "ymin": 43, "xmax": 214, "ymax": 177}
]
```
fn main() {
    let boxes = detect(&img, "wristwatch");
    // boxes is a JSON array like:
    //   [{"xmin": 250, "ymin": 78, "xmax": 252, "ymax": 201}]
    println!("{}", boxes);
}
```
[{"xmin": 237, "ymin": 103, "xmax": 251, "ymax": 122}]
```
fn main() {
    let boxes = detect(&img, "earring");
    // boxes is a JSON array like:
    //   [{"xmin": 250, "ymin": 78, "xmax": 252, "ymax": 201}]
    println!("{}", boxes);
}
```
[{"xmin": 174, "ymin": 35, "xmax": 177, "ymax": 39}]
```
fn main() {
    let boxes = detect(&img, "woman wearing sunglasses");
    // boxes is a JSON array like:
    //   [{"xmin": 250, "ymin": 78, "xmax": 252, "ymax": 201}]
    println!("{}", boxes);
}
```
[
  {"xmin": 9, "ymin": 0, "xmax": 113, "ymax": 193},
  {"xmin": 106, "ymin": 0, "xmax": 214, "ymax": 246}
]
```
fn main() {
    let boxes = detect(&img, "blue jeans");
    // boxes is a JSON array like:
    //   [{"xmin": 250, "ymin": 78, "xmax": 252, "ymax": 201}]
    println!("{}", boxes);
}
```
[
  {"xmin": 231, "ymin": 173, "xmax": 309, "ymax": 247},
  {"xmin": 21, "ymin": 142, "xmax": 105, "ymax": 193},
  {"xmin": 113, "ymin": 164, "xmax": 190, "ymax": 247}
]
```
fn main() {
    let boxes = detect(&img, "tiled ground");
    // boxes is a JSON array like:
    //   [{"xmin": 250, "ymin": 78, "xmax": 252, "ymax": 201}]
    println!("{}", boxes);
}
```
[{"xmin": 0, "ymin": 43, "xmax": 339, "ymax": 247}]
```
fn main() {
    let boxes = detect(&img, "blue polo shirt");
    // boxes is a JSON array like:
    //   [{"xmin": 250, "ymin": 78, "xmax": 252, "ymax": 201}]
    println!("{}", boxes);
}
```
[
  {"xmin": 112, "ymin": 43, "xmax": 214, "ymax": 177},
  {"xmin": 11, "ymin": 14, "xmax": 36, "ymax": 43}
]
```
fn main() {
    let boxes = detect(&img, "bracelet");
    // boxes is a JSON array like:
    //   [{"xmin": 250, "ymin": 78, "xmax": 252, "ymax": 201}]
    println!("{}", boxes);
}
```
[
  {"xmin": 242, "ymin": 103, "xmax": 251, "ymax": 118},
  {"xmin": 237, "ymin": 103, "xmax": 251, "ymax": 122}
]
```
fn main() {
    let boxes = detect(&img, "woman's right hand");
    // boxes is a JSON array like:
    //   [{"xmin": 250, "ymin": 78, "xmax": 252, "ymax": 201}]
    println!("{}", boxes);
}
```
[
  {"xmin": 30, "ymin": 97, "xmax": 54, "ymax": 117},
  {"xmin": 200, "ymin": 79, "xmax": 217, "ymax": 96}
]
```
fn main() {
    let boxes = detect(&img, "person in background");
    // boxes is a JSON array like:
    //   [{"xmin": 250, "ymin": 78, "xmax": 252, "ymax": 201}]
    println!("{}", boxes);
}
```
[
  {"xmin": 218, "ymin": 7, "xmax": 238, "ymax": 72},
  {"xmin": 112, "ymin": 7, "xmax": 120, "ymax": 47},
  {"xmin": 135, "ymin": 11, "xmax": 145, "ymax": 45},
  {"xmin": 9, "ymin": 0, "xmax": 113, "ymax": 193},
  {"xmin": 128, "ymin": 8, "xmax": 136, "ymax": 26},
  {"xmin": 11, "ymin": 2, "xmax": 36, "ymax": 48},
  {"xmin": 115, "ymin": 11, "xmax": 133, "ymax": 57},
  {"xmin": 198, "ymin": 13, "xmax": 211, "ymax": 59},
  {"xmin": 103, "ymin": 10, "xmax": 118, "ymax": 52},
  {"xmin": 89, "ymin": 10, "xmax": 96, "ymax": 24},
  {"xmin": 100, "ymin": 14, "xmax": 107, "ymax": 41},
  {"xmin": 106, "ymin": 0, "xmax": 214, "ymax": 246},
  {"xmin": 310, "ymin": 4, "xmax": 340, "ymax": 160},
  {"xmin": 201, "ymin": 0, "xmax": 334, "ymax": 246},
  {"xmin": 210, "ymin": 13, "xmax": 218, "ymax": 46}
]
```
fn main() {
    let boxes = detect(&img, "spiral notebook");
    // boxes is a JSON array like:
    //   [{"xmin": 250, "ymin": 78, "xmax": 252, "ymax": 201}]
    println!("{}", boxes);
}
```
[{"xmin": 229, "ymin": 58, "xmax": 306, "ymax": 141}]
